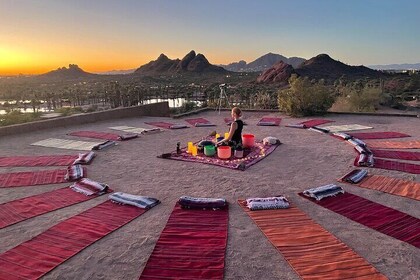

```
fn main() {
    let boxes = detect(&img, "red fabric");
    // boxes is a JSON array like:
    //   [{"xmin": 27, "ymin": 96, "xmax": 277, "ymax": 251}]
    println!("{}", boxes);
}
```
[
  {"xmin": 0, "ymin": 169, "xmax": 71, "ymax": 188},
  {"xmin": 348, "ymin": 131, "xmax": 411, "ymax": 139},
  {"xmin": 371, "ymin": 149, "xmax": 420, "ymax": 161},
  {"xmin": 184, "ymin": 118, "xmax": 213, "ymax": 126},
  {"xmin": 257, "ymin": 117, "xmax": 282, "ymax": 126},
  {"xmin": 139, "ymin": 203, "xmax": 228, "ymax": 280},
  {"xmin": 144, "ymin": 122, "xmax": 188, "ymax": 129},
  {"xmin": 68, "ymin": 131, "xmax": 122, "ymax": 141},
  {"xmin": 299, "ymin": 192, "xmax": 420, "ymax": 248},
  {"xmin": 0, "ymin": 201, "xmax": 148, "ymax": 279},
  {"xmin": 0, "ymin": 187, "xmax": 111, "ymax": 229},
  {"xmin": 373, "ymin": 158, "xmax": 420, "ymax": 174},
  {"xmin": 288, "ymin": 119, "xmax": 334, "ymax": 128},
  {"xmin": 0, "ymin": 155, "xmax": 77, "ymax": 167}
]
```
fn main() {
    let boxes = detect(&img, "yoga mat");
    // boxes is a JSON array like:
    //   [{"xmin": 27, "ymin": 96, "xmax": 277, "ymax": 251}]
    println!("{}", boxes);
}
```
[
  {"xmin": 0, "ymin": 169, "xmax": 79, "ymax": 188},
  {"xmin": 373, "ymin": 158, "xmax": 420, "ymax": 174},
  {"xmin": 0, "ymin": 186, "xmax": 111, "ymax": 229},
  {"xmin": 257, "ymin": 117, "xmax": 282, "ymax": 126},
  {"xmin": 320, "ymin": 124, "xmax": 373, "ymax": 133},
  {"xmin": 371, "ymin": 149, "xmax": 420, "ymax": 161},
  {"xmin": 109, "ymin": 126, "xmax": 161, "ymax": 134},
  {"xmin": 159, "ymin": 141, "xmax": 280, "ymax": 171},
  {"xmin": 31, "ymin": 138, "xmax": 105, "ymax": 151},
  {"xmin": 0, "ymin": 155, "xmax": 77, "ymax": 167},
  {"xmin": 144, "ymin": 121, "xmax": 188, "ymax": 129},
  {"xmin": 299, "ymin": 192, "xmax": 420, "ymax": 248},
  {"xmin": 139, "ymin": 203, "xmax": 228, "ymax": 280},
  {"xmin": 184, "ymin": 117, "xmax": 216, "ymax": 126},
  {"xmin": 0, "ymin": 200, "xmax": 151, "ymax": 280},
  {"xmin": 347, "ymin": 131, "xmax": 411, "ymax": 140},
  {"xmin": 286, "ymin": 119, "xmax": 334, "ymax": 128},
  {"xmin": 366, "ymin": 140, "xmax": 420, "ymax": 149},
  {"xmin": 238, "ymin": 200, "xmax": 386, "ymax": 280},
  {"xmin": 68, "ymin": 131, "xmax": 137, "ymax": 141},
  {"xmin": 340, "ymin": 173, "xmax": 420, "ymax": 201}
]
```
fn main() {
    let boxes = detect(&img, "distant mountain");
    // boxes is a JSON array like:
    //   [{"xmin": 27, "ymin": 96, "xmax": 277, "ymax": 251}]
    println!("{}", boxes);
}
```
[
  {"xmin": 134, "ymin": 50, "xmax": 227, "ymax": 75},
  {"xmin": 95, "ymin": 69, "xmax": 136, "ymax": 75},
  {"xmin": 221, "ymin": 53, "xmax": 306, "ymax": 72},
  {"xmin": 368, "ymin": 63, "xmax": 420, "ymax": 70},
  {"xmin": 39, "ymin": 64, "xmax": 95, "ymax": 79},
  {"xmin": 257, "ymin": 54, "xmax": 386, "ymax": 83}
]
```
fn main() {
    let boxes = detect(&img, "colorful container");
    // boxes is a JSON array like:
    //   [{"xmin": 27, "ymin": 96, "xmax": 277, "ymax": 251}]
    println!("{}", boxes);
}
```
[
  {"xmin": 242, "ymin": 134, "xmax": 255, "ymax": 148},
  {"xmin": 204, "ymin": 145, "xmax": 216, "ymax": 156},
  {"xmin": 217, "ymin": 146, "xmax": 231, "ymax": 159}
]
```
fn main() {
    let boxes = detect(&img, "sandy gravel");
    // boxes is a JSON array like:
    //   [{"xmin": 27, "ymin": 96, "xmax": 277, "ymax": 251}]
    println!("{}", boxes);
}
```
[{"xmin": 0, "ymin": 110, "xmax": 419, "ymax": 280}]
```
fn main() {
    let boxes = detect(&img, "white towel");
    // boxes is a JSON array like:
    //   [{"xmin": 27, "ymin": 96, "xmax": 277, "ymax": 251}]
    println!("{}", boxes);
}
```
[
  {"xmin": 109, "ymin": 192, "xmax": 160, "ymax": 209},
  {"xmin": 246, "ymin": 196, "xmax": 289, "ymax": 210}
]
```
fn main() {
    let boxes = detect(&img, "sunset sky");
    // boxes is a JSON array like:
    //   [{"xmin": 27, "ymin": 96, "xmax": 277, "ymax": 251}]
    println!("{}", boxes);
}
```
[{"xmin": 1, "ymin": 0, "xmax": 419, "ymax": 75}]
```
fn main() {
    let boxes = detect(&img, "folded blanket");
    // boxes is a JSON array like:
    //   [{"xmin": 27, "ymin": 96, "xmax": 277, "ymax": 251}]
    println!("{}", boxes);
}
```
[
  {"xmin": 170, "ymin": 124, "xmax": 189, "ymax": 129},
  {"xmin": 141, "ymin": 128, "xmax": 163, "ymax": 134},
  {"xmin": 356, "ymin": 153, "xmax": 374, "ymax": 167},
  {"xmin": 348, "ymin": 138, "xmax": 367, "ymax": 147},
  {"xmin": 309, "ymin": 126, "xmax": 330, "ymax": 133},
  {"xmin": 65, "ymin": 164, "xmax": 85, "ymax": 181},
  {"xmin": 70, "ymin": 178, "xmax": 108, "ymax": 196},
  {"xmin": 342, "ymin": 169, "xmax": 368, "ymax": 184},
  {"xmin": 118, "ymin": 133, "xmax": 138, "ymax": 140},
  {"xmin": 73, "ymin": 151, "xmax": 96, "ymax": 165},
  {"xmin": 92, "ymin": 140, "xmax": 116, "ymax": 150},
  {"xmin": 333, "ymin": 132, "xmax": 352, "ymax": 140},
  {"xmin": 286, "ymin": 124, "xmax": 305, "ymax": 128},
  {"xmin": 178, "ymin": 196, "xmax": 227, "ymax": 209},
  {"xmin": 246, "ymin": 196, "xmax": 290, "ymax": 210},
  {"xmin": 109, "ymin": 192, "xmax": 160, "ymax": 209},
  {"xmin": 195, "ymin": 122, "xmax": 216, "ymax": 127},
  {"xmin": 303, "ymin": 184, "xmax": 345, "ymax": 201}
]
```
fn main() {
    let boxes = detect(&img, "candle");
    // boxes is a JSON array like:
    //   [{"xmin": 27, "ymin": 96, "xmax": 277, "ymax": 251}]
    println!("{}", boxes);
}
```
[
  {"xmin": 192, "ymin": 145, "xmax": 198, "ymax": 156},
  {"xmin": 187, "ymin": 142, "xmax": 193, "ymax": 153},
  {"xmin": 215, "ymin": 133, "xmax": 220, "ymax": 140},
  {"xmin": 224, "ymin": 132, "xmax": 229, "ymax": 139}
]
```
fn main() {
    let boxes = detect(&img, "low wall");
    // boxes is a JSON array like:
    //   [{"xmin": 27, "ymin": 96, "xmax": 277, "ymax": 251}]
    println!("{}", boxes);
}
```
[{"xmin": 0, "ymin": 102, "xmax": 170, "ymax": 136}]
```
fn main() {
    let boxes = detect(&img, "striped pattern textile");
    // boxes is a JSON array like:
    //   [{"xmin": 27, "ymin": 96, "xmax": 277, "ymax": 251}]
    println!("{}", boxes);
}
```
[
  {"xmin": 0, "ymin": 155, "xmax": 77, "ymax": 167},
  {"xmin": 299, "ymin": 192, "xmax": 420, "ymax": 248},
  {"xmin": 0, "ymin": 186, "xmax": 111, "ymax": 229},
  {"xmin": 0, "ymin": 201, "xmax": 149, "ymax": 280},
  {"xmin": 342, "ymin": 174, "xmax": 420, "ymax": 201},
  {"xmin": 373, "ymin": 158, "xmax": 420, "ymax": 174},
  {"xmin": 286, "ymin": 119, "xmax": 334, "ymax": 129},
  {"xmin": 320, "ymin": 124, "xmax": 373, "ymax": 133},
  {"xmin": 366, "ymin": 140, "xmax": 420, "ymax": 149},
  {"xmin": 139, "ymin": 203, "xmax": 228, "ymax": 280},
  {"xmin": 371, "ymin": 149, "xmax": 420, "ymax": 161},
  {"xmin": 238, "ymin": 200, "xmax": 386, "ymax": 280},
  {"xmin": 31, "ymin": 138, "xmax": 105, "ymax": 151},
  {"xmin": 257, "ymin": 117, "xmax": 282, "ymax": 126},
  {"xmin": 0, "ymin": 169, "xmax": 68, "ymax": 188},
  {"xmin": 347, "ymin": 131, "xmax": 411, "ymax": 140}
]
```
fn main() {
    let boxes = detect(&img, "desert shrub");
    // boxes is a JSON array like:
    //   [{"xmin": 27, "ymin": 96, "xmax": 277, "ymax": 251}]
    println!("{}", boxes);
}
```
[
  {"xmin": 84, "ymin": 104, "xmax": 98, "ymax": 113},
  {"xmin": 255, "ymin": 91, "xmax": 278, "ymax": 109},
  {"xmin": 340, "ymin": 83, "xmax": 383, "ymax": 112},
  {"xmin": 277, "ymin": 75, "xmax": 334, "ymax": 116},
  {"xmin": 0, "ymin": 111, "xmax": 42, "ymax": 126}
]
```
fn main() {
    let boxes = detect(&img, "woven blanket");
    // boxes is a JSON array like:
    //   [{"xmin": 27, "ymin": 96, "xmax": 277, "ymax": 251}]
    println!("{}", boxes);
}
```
[
  {"xmin": 308, "ymin": 126, "xmax": 330, "ymax": 133},
  {"xmin": 302, "ymin": 184, "xmax": 345, "ymax": 201},
  {"xmin": 31, "ymin": 138, "xmax": 105, "ymax": 151},
  {"xmin": 109, "ymin": 125, "xmax": 162, "ymax": 134},
  {"xmin": 340, "ymin": 169, "xmax": 369, "ymax": 184},
  {"xmin": 0, "ymin": 201, "xmax": 151, "ymax": 279},
  {"xmin": 355, "ymin": 153, "xmax": 375, "ymax": 167},
  {"xmin": 139, "ymin": 203, "xmax": 228, "ymax": 280},
  {"xmin": 0, "ymin": 186, "xmax": 111, "ymax": 229},
  {"xmin": 159, "ymin": 139, "xmax": 280, "ymax": 171},
  {"xmin": 257, "ymin": 117, "xmax": 281, "ymax": 126},
  {"xmin": 238, "ymin": 200, "xmax": 387, "ymax": 280},
  {"xmin": 0, "ymin": 155, "xmax": 77, "ymax": 167},
  {"xmin": 371, "ymin": 149, "xmax": 420, "ymax": 161},
  {"xmin": 341, "ymin": 174, "xmax": 420, "ymax": 201},
  {"xmin": 347, "ymin": 138, "xmax": 367, "ymax": 147},
  {"xmin": 332, "ymin": 132, "xmax": 352, "ymax": 140},
  {"xmin": 109, "ymin": 192, "xmax": 160, "ymax": 209},
  {"xmin": 365, "ymin": 140, "xmax": 420, "ymax": 149},
  {"xmin": 185, "ymin": 118, "xmax": 216, "ymax": 127},
  {"xmin": 0, "ymin": 169, "xmax": 69, "ymax": 188},
  {"xmin": 246, "ymin": 196, "xmax": 289, "ymax": 210},
  {"xmin": 72, "ymin": 151, "xmax": 96, "ymax": 165},
  {"xmin": 373, "ymin": 158, "xmax": 420, "ymax": 174},
  {"xmin": 299, "ymin": 191, "xmax": 420, "ymax": 248},
  {"xmin": 320, "ymin": 124, "xmax": 373, "ymax": 133},
  {"xmin": 68, "ymin": 130, "xmax": 137, "ymax": 141},
  {"xmin": 348, "ymin": 131, "xmax": 411, "ymax": 140},
  {"xmin": 145, "ymin": 121, "xmax": 189, "ymax": 129},
  {"xmin": 92, "ymin": 140, "xmax": 116, "ymax": 150},
  {"xmin": 178, "ymin": 196, "xmax": 227, "ymax": 209},
  {"xmin": 286, "ymin": 119, "xmax": 334, "ymax": 129},
  {"xmin": 65, "ymin": 164, "xmax": 85, "ymax": 181},
  {"xmin": 70, "ymin": 178, "xmax": 108, "ymax": 196}
]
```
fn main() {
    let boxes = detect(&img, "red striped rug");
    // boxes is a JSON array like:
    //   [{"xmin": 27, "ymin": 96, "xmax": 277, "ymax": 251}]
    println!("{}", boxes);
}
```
[
  {"xmin": 299, "ymin": 192, "xmax": 420, "ymax": 248},
  {"xmin": 238, "ymin": 200, "xmax": 386, "ymax": 280},
  {"xmin": 0, "ymin": 201, "xmax": 151, "ymax": 280},
  {"xmin": 0, "ymin": 187, "xmax": 111, "ymax": 229},
  {"xmin": 0, "ymin": 169, "xmax": 75, "ymax": 188},
  {"xmin": 366, "ymin": 140, "xmax": 420, "ymax": 149},
  {"xmin": 139, "ymin": 203, "xmax": 228, "ymax": 280},
  {"xmin": 347, "ymin": 131, "xmax": 411, "ymax": 139},
  {"xmin": 374, "ymin": 158, "xmax": 420, "ymax": 174},
  {"xmin": 0, "ymin": 155, "xmax": 77, "ymax": 167},
  {"xmin": 371, "ymin": 149, "xmax": 420, "ymax": 161}
]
